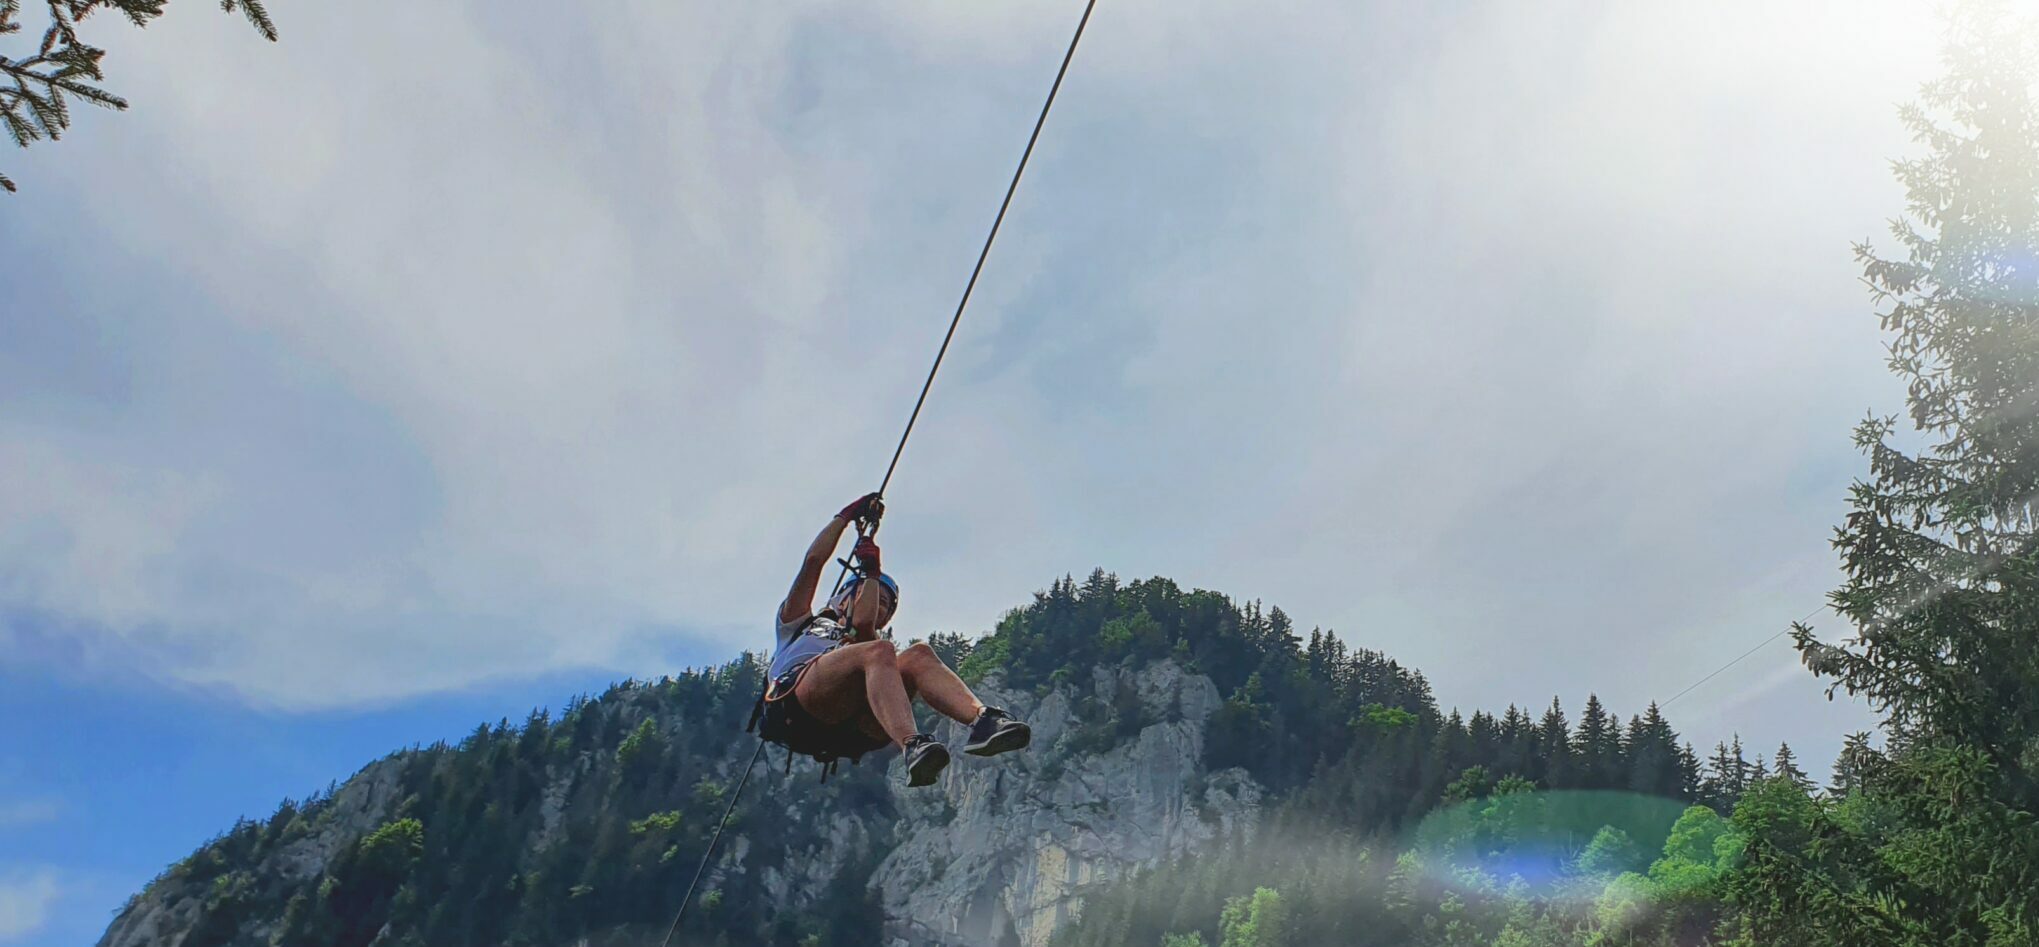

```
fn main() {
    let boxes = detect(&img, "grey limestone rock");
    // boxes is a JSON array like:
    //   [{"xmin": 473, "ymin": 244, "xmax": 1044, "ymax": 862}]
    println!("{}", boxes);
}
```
[{"xmin": 873, "ymin": 659, "xmax": 1261, "ymax": 947}]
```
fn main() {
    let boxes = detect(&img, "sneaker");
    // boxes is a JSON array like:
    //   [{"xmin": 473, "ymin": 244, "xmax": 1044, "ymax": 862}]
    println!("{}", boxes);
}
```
[
  {"xmin": 963, "ymin": 706, "xmax": 1032, "ymax": 757},
  {"xmin": 903, "ymin": 734, "xmax": 950, "ymax": 787}
]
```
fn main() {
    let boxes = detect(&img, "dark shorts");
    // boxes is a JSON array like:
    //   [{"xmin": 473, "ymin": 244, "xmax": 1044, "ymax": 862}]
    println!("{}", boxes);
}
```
[{"xmin": 759, "ymin": 658, "xmax": 891, "ymax": 764}]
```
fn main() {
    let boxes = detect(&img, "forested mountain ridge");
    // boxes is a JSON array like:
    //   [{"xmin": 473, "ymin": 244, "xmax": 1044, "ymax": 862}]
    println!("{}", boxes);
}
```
[{"xmin": 97, "ymin": 572, "xmax": 1751, "ymax": 947}]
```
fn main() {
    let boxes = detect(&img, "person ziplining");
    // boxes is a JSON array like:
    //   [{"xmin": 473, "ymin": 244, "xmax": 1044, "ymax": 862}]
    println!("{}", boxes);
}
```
[
  {"xmin": 756, "ymin": 492, "xmax": 1031, "ymax": 787},
  {"xmin": 658, "ymin": 1, "xmax": 1099, "ymax": 938}
]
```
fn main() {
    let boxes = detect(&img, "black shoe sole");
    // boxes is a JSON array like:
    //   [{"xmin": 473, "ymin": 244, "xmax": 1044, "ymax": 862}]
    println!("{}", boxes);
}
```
[
  {"xmin": 906, "ymin": 744, "xmax": 950, "ymax": 787},
  {"xmin": 964, "ymin": 723, "xmax": 1032, "ymax": 757}
]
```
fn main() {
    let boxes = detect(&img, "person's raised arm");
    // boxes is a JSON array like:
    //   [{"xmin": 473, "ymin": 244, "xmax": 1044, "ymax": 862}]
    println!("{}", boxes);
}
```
[{"xmin": 780, "ymin": 492, "xmax": 883, "ymax": 625}]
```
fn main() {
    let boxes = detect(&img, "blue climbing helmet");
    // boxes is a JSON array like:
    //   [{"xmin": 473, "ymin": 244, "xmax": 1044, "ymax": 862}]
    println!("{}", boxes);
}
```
[{"xmin": 830, "ymin": 572, "xmax": 899, "ymax": 615}]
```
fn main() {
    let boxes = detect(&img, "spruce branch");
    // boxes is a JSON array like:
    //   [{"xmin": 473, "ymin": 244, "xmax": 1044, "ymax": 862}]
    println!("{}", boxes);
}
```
[
  {"xmin": 222, "ymin": 0, "xmax": 272, "ymax": 42},
  {"xmin": 2, "ymin": 0, "xmax": 276, "ymax": 194}
]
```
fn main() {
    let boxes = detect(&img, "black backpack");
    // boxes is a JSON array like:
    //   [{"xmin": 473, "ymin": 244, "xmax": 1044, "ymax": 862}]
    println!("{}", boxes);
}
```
[{"xmin": 747, "ymin": 621, "xmax": 890, "ymax": 781}]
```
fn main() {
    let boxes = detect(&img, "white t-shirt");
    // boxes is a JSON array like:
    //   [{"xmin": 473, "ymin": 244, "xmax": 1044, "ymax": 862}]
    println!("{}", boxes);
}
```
[{"xmin": 770, "ymin": 604, "xmax": 853, "ymax": 680}]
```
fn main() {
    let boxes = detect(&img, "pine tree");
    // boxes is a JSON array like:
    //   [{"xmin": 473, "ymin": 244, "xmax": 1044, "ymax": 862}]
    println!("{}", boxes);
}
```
[
  {"xmin": 1677, "ymin": 743, "xmax": 1703, "ymax": 799},
  {"xmin": 1573, "ymin": 694, "xmax": 1622, "ymax": 789},
  {"xmin": 1421, "ymin": 712, "xmax": 1472, "ymax": 806},
  {"xmin": 1791, "ymin": 3, "xmax": 2039, "ymax": 770},
  {"xmin": 1772, "ymin": 742, "xmax": 1814, "ymax": 793},
  {"xmin": 1828, "ymin": 732, "xmax": 1876, "ymax": 798},
  {"xmin": 1736, "ymin": 5, "xmax": 2039, "ymax": 943},
  {"xmin": 1623, "ymin": 703, "xmax": 1684, "ymax": 798},
  {"xmin": 1466, "ymin": 711, "xmax": 1500, "ymax": 768},
  {"xmin": 1267, "ymin": 606, "xmax": 1293, "ymax": 644},
  {"xmin": 1784, "ymin": 2, "xmax": 2039, "ymax": 773},
  {"xmin": 1702, "ymin": 739, "xmax": 1754, "ymax": 809},
  {"xmin": 1496, "ymin": 706, "xmax": 1533, "ymax": 776},
  {"xmin": 1535, "ymin": 698, "xmax": 1572, "ymax": 787},
  {"xmin": 1729, "ymin": 736, "xmax": 1751, "ymax": 794}
]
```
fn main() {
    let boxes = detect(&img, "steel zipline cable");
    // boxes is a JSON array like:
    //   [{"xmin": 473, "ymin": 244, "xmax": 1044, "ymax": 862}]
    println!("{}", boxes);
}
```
[
  {"xmin": 874, "ymin": 0, "xmax": 1101, "ymax": 501},
  {"xmin": 659, "ymin": 2, "xmax": 1101, "ymax": 943},
  {"xmin": 1658, "ymin": 603, "xmax": 1832, "ymax": 710}
]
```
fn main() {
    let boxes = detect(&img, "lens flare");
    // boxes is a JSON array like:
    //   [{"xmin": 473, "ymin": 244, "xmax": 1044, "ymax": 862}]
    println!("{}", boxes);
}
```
[{"xmin": 1406, "ymin": 789, "xmax": 1695, "ymax": 902}]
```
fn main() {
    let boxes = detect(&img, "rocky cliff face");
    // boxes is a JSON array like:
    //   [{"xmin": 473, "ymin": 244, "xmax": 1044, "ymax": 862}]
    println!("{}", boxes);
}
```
[
  {"xmin": 100, "ymin": 754, "xmax": 414, "ymax": 947},
  {"xmin": 876, "ymin": 660, "xmax": 1261, "ymax": 947},
  {"xmin": 97, "ymin": 658, "xmax": 1259, "ymax": 947}
]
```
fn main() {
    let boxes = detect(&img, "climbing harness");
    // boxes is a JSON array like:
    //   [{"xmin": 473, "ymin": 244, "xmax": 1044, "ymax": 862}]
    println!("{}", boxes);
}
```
[
  {"xmin": 740, "ymin": 523, "xmax": 892, "ymax": 782},
  {"xmin": 745, "ymin": 595, "xmax": 892, "ymax": 783},
  {"xmin": 753, "ymin": 668, "xmax": 889, "ymax": 783},
  {"xmin": 657, "ymin": 2, "xmax": 1101, "ymax": 943}
]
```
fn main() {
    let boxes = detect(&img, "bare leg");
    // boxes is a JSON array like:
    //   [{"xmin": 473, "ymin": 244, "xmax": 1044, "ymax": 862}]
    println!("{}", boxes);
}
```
[
  {"xmin": 792, "ymin": 640, "xmax": 918, "ymax": 748},
  {"xmin": 898, "ymin": 642, "xmax": 987, "ymax": 725}
]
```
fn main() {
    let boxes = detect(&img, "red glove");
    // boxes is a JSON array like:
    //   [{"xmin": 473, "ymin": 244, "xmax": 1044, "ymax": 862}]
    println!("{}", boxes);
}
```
[
  {"xmin": 838, "ymin": 492, "xmax": 885, "ymax": 524},
  {"xmin": 852, "ymin": 537, "xmax": 882, "ymax": 575}
]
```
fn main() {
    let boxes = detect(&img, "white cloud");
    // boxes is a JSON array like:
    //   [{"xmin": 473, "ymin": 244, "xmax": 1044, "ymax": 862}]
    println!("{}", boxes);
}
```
[
  {"xmin": 0, "ymin": 801, "xmax": 59, "ymax": 830},
  {"xmin": 0, "ymin": 0, "xmax": 1949, "ymax": 777},
  {"xmin": 0, "ymin": 869, "xmax": 59, "ymax": 943}
]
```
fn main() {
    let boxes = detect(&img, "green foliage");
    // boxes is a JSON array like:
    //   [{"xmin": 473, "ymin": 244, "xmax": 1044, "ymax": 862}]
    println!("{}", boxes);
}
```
[
  {"xmin": 1494, "ymin": 776, "xmax": 1537, "ymax": 797},
  {"xmin": 1443, "ymin": 766, "xmax": 1494, "ymax": 804},
  {"xmin": 628, "ymin": 810, "xmax": 683, "ymax": 836},
  {"xmin": 0, "ymin": 0, "xmax": 277, "ymax": 192},
  {"xmin": 1575, "ymin": 826, "xmax": 1643, "ymax": 878},
  {"xmin": 354, "ymin": 818, "xmax": 423, "ymax": 879},
  {"xmin": 1100, "ymin": 609, "xmax": 1166, "ymax": 653},
  {"xmin": 1358, "ymin": 703, "xmax": 1418, "ymax": 731},
  {"xmin": 1657, "ymin": 806, "xmax": 1736, "ymax": 874},
  {"xmin": 615, "ymin": 718, "xmax": 665, "ymax": 778},
  {"xmin": 1402, "ymin": 786, "xmax": 1693, "ymax": 906},
  {"xmin": 956, "ymin": 631, "xmax": 1009, "ymax": 684},
  {"xmin": 1218, "ymin": 887, "xmax": 1288, "ymax": 947},
  {"xmin": 924, "ymin": 631, "xmax": 976, "ymax": 670}
]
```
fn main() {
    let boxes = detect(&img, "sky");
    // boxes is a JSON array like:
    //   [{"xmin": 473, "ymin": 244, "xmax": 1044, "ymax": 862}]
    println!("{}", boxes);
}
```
[{"xmin": 0, "ymin": 0, "xmax": 1963, "ymax": 943}]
